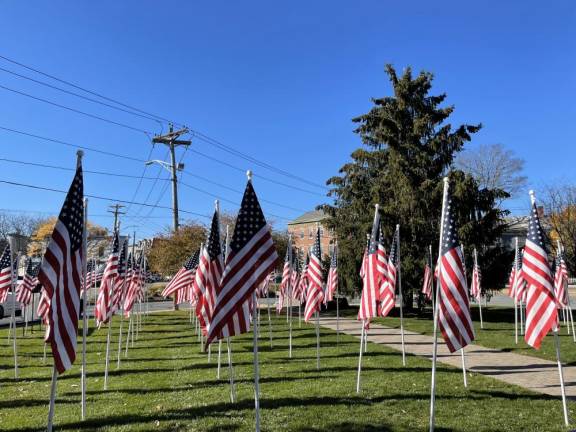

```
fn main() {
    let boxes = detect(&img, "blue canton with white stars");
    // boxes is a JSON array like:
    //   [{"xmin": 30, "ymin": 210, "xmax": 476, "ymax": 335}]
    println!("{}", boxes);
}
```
[
  {"xmin": 441, "ymin": 191, "xmax": 459, "ymax": 256},
  {"xmin": 184, "ymin": 249, "xmax": 200, "ymax": 271},
  {"xmin": 58, "ymin": 166, "xmax": 84, "ymax": 252},
  {"xmin": 230, "ymin": 181, "xmax": 268, "ymax": 253},
  {"xmin": 207, "ymin": 211, "xmax": 222, "ymax": 261},
  {"xmin": 527, "ymin": 202, "xmax": 547, "ymax": 252},
  {"xmin": 0, "ymin": 245, "xmax": 11, "ymax": 271},
  {"xmin": 311, "ymin": 227, "xmax": 321, "ymax": 258}
]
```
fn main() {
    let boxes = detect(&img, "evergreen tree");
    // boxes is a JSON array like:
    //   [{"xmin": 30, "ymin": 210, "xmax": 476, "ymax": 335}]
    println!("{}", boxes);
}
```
[{"xmin": 322, "ymin": 65, "xmax": 510, "ymax": 308}]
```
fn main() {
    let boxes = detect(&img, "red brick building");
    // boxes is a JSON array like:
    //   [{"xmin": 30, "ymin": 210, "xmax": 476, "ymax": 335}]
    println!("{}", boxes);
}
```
[{"xmin": 287, "ymin": 210, "xmax": 335, "ymax": 257}]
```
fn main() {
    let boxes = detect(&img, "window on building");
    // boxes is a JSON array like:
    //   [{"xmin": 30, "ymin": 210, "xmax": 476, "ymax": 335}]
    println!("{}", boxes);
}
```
[
  {"xmin": 309, "ymin": 228, "xmax": 313, "ymax": 239},
  {"xmin": 300, "ymin": 229, "xmax": 304, "ymax": 239}
]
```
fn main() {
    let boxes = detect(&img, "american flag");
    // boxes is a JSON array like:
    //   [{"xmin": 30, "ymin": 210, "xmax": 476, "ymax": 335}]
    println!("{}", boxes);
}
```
[
  {"xmin": 379, "ymin": 226, "xmax": 399, "ymax": 317},
  {"xmin": 554, "ymin": 247, "xmax": 569, "ymax": 308},
  {"xmin": 95, "ymin": 231, "xmax": 120, "ymax": 326},
  {"xmin": 295, "ymin": 256, "xmax": 308, "ymax": 303},
  {"xmin": 37, "ymin": 289, "xmax": 51, "ymax": 324},
  {"xmin": 123, "ymin": 253, "xmax": 138, "ymax": 316},
  {"xmin": 37, "ymin": 162, "xmax": 84, "ymax": 374},
  {"xmin": 257, "ymin": 273, "xmax": 272, "ymax": 298},
  {"xmin": 194, "ymin": 209, "xmax": 224, "ymax": 337},
  {"xmin": 111, "ymin": 239, "xmax": 128, "ymax": 311},
  {"xmin": 376, "ymin": 226, "xmax": 389, "ymax": 304},
  {"xmin": 437, "ymin": 182, "xmax": 475, "ymax": 353},
  {"xmin": 162, "ymin": 249, "xmax": 200, "ymax": 298},
  {"xmin": 206, "ymin": 179, "xmax": 278, "ymax": 345},
  {"xmin": 304, "ymin": 227, "xmax": 324, "ymax": 322},
  {"xmin": 16, "ymin": 258, "xmax": 38, "ymax": 306},
  {"xmin": 84, "ymin": 259, "xmax": 96, "ymax": 288},
  {"xmin": 513, "ymin": 250, "xmax": 527, "ymax": 303},
  {"xmin": 422, "ymin": 248, "xmax": 433, "ymax": 300},
  {"xmin": 325, "ymin": 244, "xmax": 338, "ymax": 303},
  {"xmin": 358, "ymin": 209, "xmax": 380, "ymax": 321},
  {"xmin": 0, "ymin": 245, "xmax": 13, "ymax": 303},
  {"xmin": 280, "ymin": 242, "xmax": 292, "ymax": 299},
  {"xmin": 470, "ymin": 249, "xmax": 481, "ymax": 301},
  {"xmin": 291, "ymin": 251, "xmax": 300, "ymax": 295},
  {"xmin": 523, "ymin": 193, "xmax": 558, "ymax": 348}
]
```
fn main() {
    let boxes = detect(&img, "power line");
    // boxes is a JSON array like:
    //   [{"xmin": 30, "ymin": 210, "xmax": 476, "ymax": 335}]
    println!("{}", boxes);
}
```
[
  {"xmin": 0, "ymin": 54, "xmax": 178, "ymax": 126},
  {"xmin": 0, "ymin": 125, "xmax": 146, "ymax": 162},
  {"xmin": 0, "ymin": 65, "xmax": 165, "ymax": 127},
  {"xmin": 0, "ymin": 83, "xmax": 154, "ymax": 136},
  {"xmin": 0, "ymin": 178, "xmax": 211, "ymax": 219},
  {"xmin": 0, "ymin": 54, "xmax": 326, "ymax": 191}
]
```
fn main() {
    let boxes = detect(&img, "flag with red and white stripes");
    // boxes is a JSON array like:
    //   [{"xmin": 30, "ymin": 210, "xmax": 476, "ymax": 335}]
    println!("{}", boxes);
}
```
[
  {"xmin": 554, "ymin": 247, "xmax": 569, "ymax": 308},
  {"xmin": 379, "ymin": 226, "xmax": 399, "ymax": 317},
  {"xmin": 37, "ymin": 163, "xmax": 84, "ymax": 374},
  {"xmin": 325, "ymin": 245, "xmax": 338, "ymax": 303},
  {"xmin": 470, "ymin": 249, "xmax": 481, "ymax": 301},
  {"xmin": 358, "ymin": 209, "xmax": 381, "ymax": 321},
  {"xmin": 437, "ymin": 182, "xmax": 475, "ymax": 353},
  {"xmin": 162, "ymin": 250, "xmax": 200, "ymax": 298},
  {"xmin": 280, "ymin": 242, "xmax": 292, "ymax": 299},
  {"xmin": 110, "ymin": 239, "xmax": 127, "ymax": 312},
  {"xmin": 422, "ymin": 248, "xmax": 433, "ymax": 300},
  {"xmin": 304, "ymin": 227, "xmax": 324, "ymax": 322},
  {"xmin": 523, "ymin": 193, "xmax": 558, "ymax": 348},
  {"xmin": 123, "ymin": 253, "xmax": 139, "ymax": 316},
  {"xmin": 16, "ymin": 258, "xmax": 38, "ymax": 306},
  {"xmin": 95, "ymin": 232, "xmax": 120, "ymax": 326},
  {"xmin": 376, "ymin": 226, "xmax": 389, "ymax": 304},
  {"xmin": 0, "ymin": 245, "xmax": 13, "ymax": 303},
  {"xmin": 194, "ymin": 209, "xmax": 224, "ymax": 337},
  {"xmin": 206, "ymin": 179, "xmax": 278, "ymax": 345}
]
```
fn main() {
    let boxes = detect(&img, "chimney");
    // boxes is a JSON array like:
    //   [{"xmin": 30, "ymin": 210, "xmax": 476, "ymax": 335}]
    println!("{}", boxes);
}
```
[{"xmin": 537, "ymin": 206, "xmax": 544, "ymax": 218}]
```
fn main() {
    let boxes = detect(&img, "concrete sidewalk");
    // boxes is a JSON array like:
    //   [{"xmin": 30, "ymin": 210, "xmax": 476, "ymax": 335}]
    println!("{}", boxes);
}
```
[{"xmin": 319, "ymin": 316, "xmax": 576, "ymax": 399}]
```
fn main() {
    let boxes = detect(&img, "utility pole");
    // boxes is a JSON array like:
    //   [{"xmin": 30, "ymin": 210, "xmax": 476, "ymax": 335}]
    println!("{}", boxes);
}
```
[
  {"xmin": 108, "ymin": 204, "xmax": 125, "ymax": 233},
  {"xmin": 152, "ymin": 124, "xmax": 191, "ymax": 232}
]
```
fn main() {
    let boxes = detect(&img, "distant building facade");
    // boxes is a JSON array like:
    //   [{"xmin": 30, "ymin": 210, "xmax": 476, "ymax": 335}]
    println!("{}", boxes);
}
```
[{"xmin": 287, "ymin": 210, "xmax": 335, "ymax": 257}]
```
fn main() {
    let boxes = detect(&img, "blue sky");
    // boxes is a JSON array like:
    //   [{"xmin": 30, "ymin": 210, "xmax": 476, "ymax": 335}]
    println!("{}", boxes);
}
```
[{"xmin": 0, "ymin": 1, "xmax": 574, "ymax": 240}]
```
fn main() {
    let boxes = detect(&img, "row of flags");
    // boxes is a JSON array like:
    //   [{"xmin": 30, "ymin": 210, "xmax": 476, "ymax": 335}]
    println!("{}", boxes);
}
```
[{"xmin": 162, "ymin": 177, "xmax": 279, "ymax": 348}]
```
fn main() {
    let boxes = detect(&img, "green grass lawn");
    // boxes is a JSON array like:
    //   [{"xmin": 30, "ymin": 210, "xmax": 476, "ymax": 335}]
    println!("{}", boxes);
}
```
[
  {"xmin": 342, "ymin": 304, "xmax": 576, "ymax": 365},
  {"xmin": 0, "ymin": 310, "xmax": 574, "ymax": 431}
]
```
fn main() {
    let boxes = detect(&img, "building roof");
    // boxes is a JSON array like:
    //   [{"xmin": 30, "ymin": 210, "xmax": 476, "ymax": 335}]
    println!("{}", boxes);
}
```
[{"xmin": 287, "ymin": 210, "xmax": 327, "ymax": 226}]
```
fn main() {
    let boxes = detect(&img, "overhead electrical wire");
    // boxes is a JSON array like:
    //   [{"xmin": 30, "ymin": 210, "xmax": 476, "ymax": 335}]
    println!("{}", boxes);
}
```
[{"xmin": 0, "ymin": 54, "xmax": 327, "ymax": 191}]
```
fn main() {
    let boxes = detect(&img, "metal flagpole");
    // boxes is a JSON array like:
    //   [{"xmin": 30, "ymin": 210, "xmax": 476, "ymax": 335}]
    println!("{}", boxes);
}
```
[
  {"xmin": 252, "ymin": 290, "xmax": 261, "ymax": 432},
  {"xmin": 429, "ymin": 177, "xmax": 449, "ymax": 432},
  {"xmin": 553, "ymin": 330, "xmax": 570, "ymax": 425},
  {"xmin": 396, "ymin": 225, "xmax": 406, "ymax": 366},
  {"xmin": 217, "ymin": 339, "xmax": 222, "ymax": 378},
  {"xmin": 335, "ymin": 241, "xmax": 340, "ymax": 345},
  {"xmin": 514, "ymin": 237, "xmax": 519, "ymax": 344},
  {"xmin": 356, "ymin": 321, "xmax": 365, "ymax": 393},
  {"xmin": 315, "ymin": 311, "xmax": 320, "ymax": 370},
  {"xmin": 8, "ymin": 245, "xmax": 20, "ymax": 379},
  {"xmin": 47, "ymin": 366, "xmax": 58, "ymax": 432},
  {"xmin": 81, "ymin": 198, "xmax": 89, "ymax": 420},
  {"xmin": 461, "ymin": 348, "xmax": 468, "ymax": 387},
  {"xmin": 267, "ymin": 288, "xmax": 273, "ymax": 348},
  {"xmin": 288, "ymin": 234, "xmax": 293, "ymax": 358},
  {"xmin": 124, "ymin": 316, "xmax": 131, "ymax": 357},
  {"xmin": 227, "ymin": 337, "xmax": 236, "ymax": 402}
]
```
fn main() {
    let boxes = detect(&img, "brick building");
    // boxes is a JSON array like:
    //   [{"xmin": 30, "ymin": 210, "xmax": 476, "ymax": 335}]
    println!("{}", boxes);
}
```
[{"xmin": 287, "ymin": 210, "xmax": 335, "ymax": 257}]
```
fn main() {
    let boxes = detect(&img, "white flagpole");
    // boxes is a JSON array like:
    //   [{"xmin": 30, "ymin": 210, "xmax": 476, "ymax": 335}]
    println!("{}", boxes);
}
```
[
  {"xmin": 461, "ymin": 348, "xmax": 468, "ymax": 387},
  {"xmin": 81, "ymin": 197, "xmax": 89, "ymax": 420},
  {"xmin": 267, "ymin": 288, "xmax": 273, "ymax": 349},
  {"xmin": 8, "ymin": 245, "xmax": 20, "ymax": 379},
  {"xmin": 288, "ymin": 234, "xmax": 293, "ymax": 359},
  {"xmin": 513, "ymin": 237, "xmax": 519, "ymax": 344},
  {"xmin": 396, "ymin": 225, "xmax": 406, "ymax": 366},
  {"xmin": 474, "ymin": 248, "xmax": 484, "ymax": 330},
  {"xmin": 429, "ymin": 177, "xmax": 449, "ymax": 432},
  {"xmin": 252, "ymin": 289, "xmax": 261, "ymax": 432},
  {"xmin": 217, "ymin": 339, "xmax": 222, "ymax": 379},
  {"xmin": 226, "ymin": 337, "xmax": 236, "ymax": 402},
  {"xmin": 356, "ymin": 321, "xmax": 365, "ymax": 393},
  {"xmin": 315, "ymin": 310, "xmax": 320, "ymax": 370},
  {"xmin": 553, "ymin": 330, "xmax": 570, "ymax": 425},
  {"xmin": 47, "ymin": 366, "xmax": 58, "ymax": 432},
  {"xmin": 124, "ymin": 316, "xmax": 131, "ymax": 357},
  {"xmin": 336, "ymin": 241, "xmax": 340, "ymax": 345}
]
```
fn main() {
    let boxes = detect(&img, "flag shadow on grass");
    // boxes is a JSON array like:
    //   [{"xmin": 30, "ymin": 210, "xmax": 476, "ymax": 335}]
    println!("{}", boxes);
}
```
[{"xmin": 2, "ymin": 391, "xmax": 556, "ymax": 432}]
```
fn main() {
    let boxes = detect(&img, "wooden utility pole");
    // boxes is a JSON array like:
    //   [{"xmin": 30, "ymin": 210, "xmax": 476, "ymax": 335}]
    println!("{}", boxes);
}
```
[
  {"xmin": 107, "ymin": 204, "xmax": 125, "ymax": 232},
  {"xmin": 152, "ymin": 124, "xmax": 191, "ymax": 232}
]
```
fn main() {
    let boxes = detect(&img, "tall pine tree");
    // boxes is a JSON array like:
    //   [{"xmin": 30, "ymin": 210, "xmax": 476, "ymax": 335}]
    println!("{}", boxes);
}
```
[{"xmin": 323, "ymin": 65, "xmax": 509, "ymax": 309}]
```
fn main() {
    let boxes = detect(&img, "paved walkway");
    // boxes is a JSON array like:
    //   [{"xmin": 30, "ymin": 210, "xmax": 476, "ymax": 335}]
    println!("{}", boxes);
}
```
[{"xmin": 319, "ymin": 317, "xmax": 576, "ymax": 399}]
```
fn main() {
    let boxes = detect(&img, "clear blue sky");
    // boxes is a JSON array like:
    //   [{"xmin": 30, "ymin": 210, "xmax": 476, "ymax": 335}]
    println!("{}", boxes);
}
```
[{"xmin": 0, "ymin": 1, "xmax": 574, "ymax": 240}]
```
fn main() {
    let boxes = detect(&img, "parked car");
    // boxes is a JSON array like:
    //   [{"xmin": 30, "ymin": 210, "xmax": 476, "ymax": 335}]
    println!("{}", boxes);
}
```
[{"xmin": 0, "ymin": 293, "xmax": 22, "ymax": 319}]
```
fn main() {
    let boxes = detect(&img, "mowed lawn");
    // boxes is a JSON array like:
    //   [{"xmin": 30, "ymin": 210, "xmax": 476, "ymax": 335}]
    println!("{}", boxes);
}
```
[
  {"xmin": 0, "ymin": 309, "xmax": 574, "ymax": 431},
  {"xmin": 345, "ymin": 304, "xmax": 576, "ymax": 365}
]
